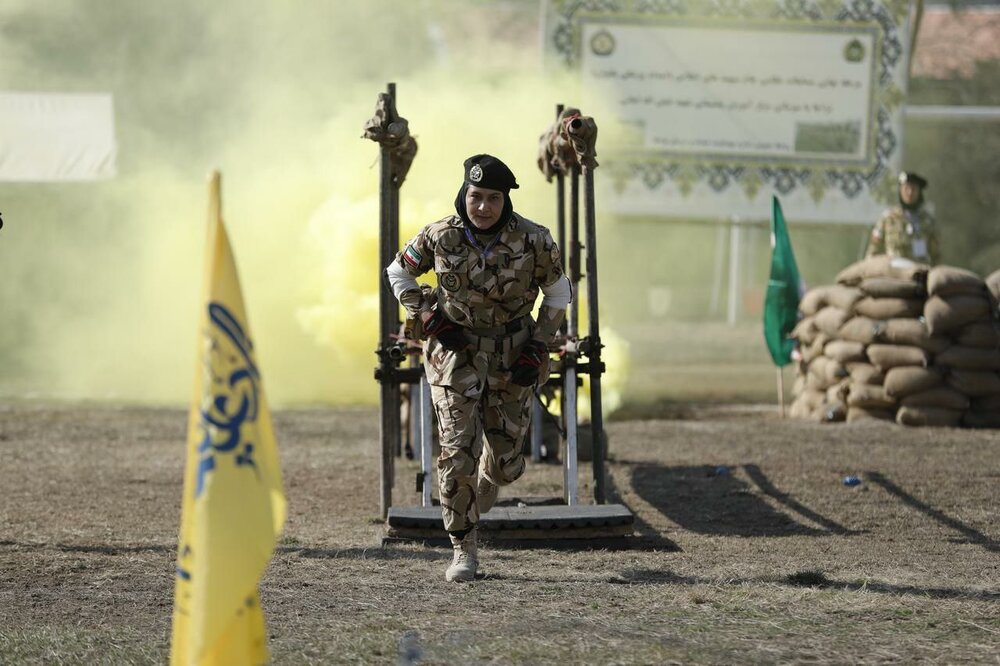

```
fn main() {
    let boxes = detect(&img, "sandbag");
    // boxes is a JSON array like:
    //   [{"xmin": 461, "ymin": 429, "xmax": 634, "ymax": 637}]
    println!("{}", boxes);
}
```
[
  {"xmin": 824, "ymin": 340, "xmax": 867, "ymax": 364},
  {"xmin": 826, "ymin": 380, "xmax": 849, "ymax": 405},
  {"xmin": 883, "ymin": 366, "xmax": 943, "ymax": 398},
  {"xmin": 970, "ymin": 393, "xmax": 1000, "ymax": 412},
  {"xmin": 935, "ymin": 345, "xmax": 1000, "ymax": 371},
  {"xmin": 793, "ymin": 388, "xmax": 825, "ymax": 413},
  {"xmin": 859, "ymin": 277, "xmax": 926, "ymax": 300},
  {"xmin": 924, "ymin": 294, "xmax": 991, "ymax": 335},
  {"xmin": 896, "ymin": 406, "xmax": 963, "ymax": 427},
  {"xmin": 846, "ymin": 406, "xmax": 896, "ymax": 422},
  {"xmin": 836, "ymin": 256, "xmax": 928, "ymax": 286},
  {"xmin": 900, "ymin": 386, "xmax": 970, "ymax": 410},
  {"xmin": 799, "ymin": 286, "xmax": 831, "ymax": 316},
  {"xmin": 791, "ymin": 316, "xmax": 818, "ymax": 345},
  {"xmin": 881, "ymin": 318, "xmax": 950, "ymax": 353},
  {"xmin": 987, "ymin": 269, "xmax": 1000, "ymax": 302},
  {"xmin": 927, "ymin": 265, "xmax": 986, "ymax": 298},
  {"xmin": 819, "ymin": 401, "xmax": 847, "ymax": 423},
  {"xmin": 838, "ymin": 316, "xmax": 884, "ymax": 345},
  {"xmin": 866, "ymin": 344, "xmax": 928, "ymax": 371},
  {"xmin": 814, "ymin": 306, "xmax": 851, "ymax": 337},
  {"xmin": 853, "ymin": 297, "xmax": 923, "ymax": 320},
  {"xmin": 847, "ymin": 383, "xmax": 896, "ymax": 409},
  {"xmin": 962, "ymin": 410, "xmax": 1000, "ymax": 429},
  {"xmin": 789, "ymin": 393, "xmax": 814, "ymax": 419},
  {"xmin": 800, "ymin": 333, "xmax": 830, "ymax": 364},
  {"xmin": 825, "ymin": 285, "xmax": 864, "ymax": 311},
  {"xmin": 946, "ymin": 369, "xmax": 1000, "ymax": 397},
  {"xmin": 955, "ymin": 321, "xmax": 1000, "ymax": 348},
  {"xmin": 808, "ymin": 356, "xmax": 848, "ymax": 385},
  {"xmin": 847, "ymin": 362, "xmax": 885, "ymax": 386}
]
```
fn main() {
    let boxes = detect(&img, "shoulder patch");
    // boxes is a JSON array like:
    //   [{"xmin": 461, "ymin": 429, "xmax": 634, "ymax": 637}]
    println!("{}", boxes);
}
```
[{"xmin": 403, "ymin": 244, "xmax": 422, "ymax": 268}]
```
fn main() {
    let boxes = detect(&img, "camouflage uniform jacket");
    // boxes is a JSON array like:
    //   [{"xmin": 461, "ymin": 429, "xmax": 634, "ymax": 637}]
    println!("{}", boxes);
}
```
[
  {"xmin": 394, "ymin": 213, "xmax": 564, "ymax": 333},
  {"xmin": 865, "ymin": 206, "xmax": 939, "ymax": 265}
]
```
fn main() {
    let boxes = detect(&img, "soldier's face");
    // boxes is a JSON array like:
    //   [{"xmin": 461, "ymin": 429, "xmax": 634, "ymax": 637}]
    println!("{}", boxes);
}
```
[
  {"xmin": 465, "ymin": 185, "xmax": 504, "ymax": 229},
  {"xmin": 900, "ymin": 182, "xmax": 920, "ymax": 205}
]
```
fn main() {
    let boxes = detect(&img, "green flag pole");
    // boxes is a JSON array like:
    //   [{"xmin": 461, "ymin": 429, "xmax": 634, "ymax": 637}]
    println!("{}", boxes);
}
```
[
  {"xmin": 777, "ymin": 366, "xmax": 785, "ymax": 418},
  {"xmin": 763, "ymin": 196, "xmax": 803, "ymax": 416}
]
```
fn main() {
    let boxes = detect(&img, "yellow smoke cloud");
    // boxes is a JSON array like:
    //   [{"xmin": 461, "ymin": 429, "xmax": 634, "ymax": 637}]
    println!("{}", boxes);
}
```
[{"xmin": 0, "ymin": 2, "xmax": 631, "ymax": 411}]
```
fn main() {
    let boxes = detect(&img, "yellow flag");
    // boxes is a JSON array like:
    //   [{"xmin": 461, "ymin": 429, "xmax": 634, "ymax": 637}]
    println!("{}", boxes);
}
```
[{"xmin": 171, "ymin": 171, "xmax": 287, "ymax": 665}]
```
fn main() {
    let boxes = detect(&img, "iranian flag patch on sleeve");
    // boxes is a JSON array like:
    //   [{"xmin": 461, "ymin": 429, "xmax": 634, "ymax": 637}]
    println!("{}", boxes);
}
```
[{"xmin": 403, "ymin": 244, "xmax": 422, "ymax": 268}]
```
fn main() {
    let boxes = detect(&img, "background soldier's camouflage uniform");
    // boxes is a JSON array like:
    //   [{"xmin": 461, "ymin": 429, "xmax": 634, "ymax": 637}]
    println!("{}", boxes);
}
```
[
  {"xmin": 394, "ymin": 212, "xmax": 565, "ymax": 533},
  {"xmin": 865, "ymin": 206, "xmax": 940, "ymax": 265}
]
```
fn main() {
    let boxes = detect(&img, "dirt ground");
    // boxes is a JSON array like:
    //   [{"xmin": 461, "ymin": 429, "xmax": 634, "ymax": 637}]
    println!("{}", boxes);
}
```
[{"xmin": 0, "ymin": 402, "xmax": 998, "ymax": 664}]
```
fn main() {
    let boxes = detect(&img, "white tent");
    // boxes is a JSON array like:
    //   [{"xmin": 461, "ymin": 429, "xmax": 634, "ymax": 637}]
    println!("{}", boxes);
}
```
[{"xmin": 0, "ymin": 91, "xmax": 116, "ymax": 181}]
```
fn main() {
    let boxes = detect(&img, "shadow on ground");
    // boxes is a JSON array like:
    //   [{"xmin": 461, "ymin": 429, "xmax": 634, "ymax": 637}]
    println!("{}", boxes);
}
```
[{"xmin": 627, "ymin": 463, "xmax": 851, "ymax": 537}]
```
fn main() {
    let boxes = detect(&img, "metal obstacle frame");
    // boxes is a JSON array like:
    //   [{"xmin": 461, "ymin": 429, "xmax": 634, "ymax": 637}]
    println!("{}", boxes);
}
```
[{"xmin": 365, "ymin": 85, "xmax": 632, "ymax": 539}]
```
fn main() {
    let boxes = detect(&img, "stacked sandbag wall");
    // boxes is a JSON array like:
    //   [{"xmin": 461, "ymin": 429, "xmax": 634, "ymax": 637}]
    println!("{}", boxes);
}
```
[{"xmin": 789, "ymin": 257, "xmax": 1000, "ymax": 428}]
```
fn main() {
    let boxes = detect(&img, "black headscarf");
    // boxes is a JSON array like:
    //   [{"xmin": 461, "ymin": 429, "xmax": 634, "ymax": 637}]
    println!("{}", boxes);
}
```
[
  {"xmin": 454, "ymin": 154, "xmax": 518, "ymax": 234},
  {"xmin": 898, "ymin": 171, "xmax": 927, "ymax": 211}
]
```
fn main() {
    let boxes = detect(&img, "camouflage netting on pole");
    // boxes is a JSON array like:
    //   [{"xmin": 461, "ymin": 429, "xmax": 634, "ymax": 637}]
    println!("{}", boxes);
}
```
[
  {"xmin": 789, "ymin": 257, "xmax": 1000, "ymax": 428},
  {"xmin": 362, "ymin": 92, "xmax": 417, "ymax": 186},
  {"xmin": 536, "ymin": 107, "xmax": 598, "ymax": 180}
]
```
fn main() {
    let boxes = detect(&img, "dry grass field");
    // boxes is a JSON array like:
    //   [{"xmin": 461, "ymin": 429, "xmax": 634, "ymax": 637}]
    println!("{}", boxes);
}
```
[{"xmin": 1, "ymin": 402, "xmax": 998, "ymax": 664}]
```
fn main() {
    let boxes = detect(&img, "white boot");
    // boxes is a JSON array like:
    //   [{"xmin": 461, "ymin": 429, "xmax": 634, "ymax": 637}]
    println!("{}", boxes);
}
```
[
  {"xmin": 445, "ymin": 528, "xmax": 478, "ymax": 583},
  {"xmin": 477, "ymin": 472, "xmax": 500, "ymax": 515}
]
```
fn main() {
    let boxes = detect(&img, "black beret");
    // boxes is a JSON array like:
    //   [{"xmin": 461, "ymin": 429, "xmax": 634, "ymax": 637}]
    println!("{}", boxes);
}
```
[
  {"xmin": 898, "ymin": 171, "xmax": 928, "ymax": 188},
  {"xmin": 463, "ymin": 154, "xmax": 519, "ymax": 191}
]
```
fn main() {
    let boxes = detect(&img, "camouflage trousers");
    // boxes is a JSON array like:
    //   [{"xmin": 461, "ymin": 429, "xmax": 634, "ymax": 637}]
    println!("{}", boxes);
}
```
[{"xmin": 425, "ymin": 335, "xmax": 540, "ymax": 533}]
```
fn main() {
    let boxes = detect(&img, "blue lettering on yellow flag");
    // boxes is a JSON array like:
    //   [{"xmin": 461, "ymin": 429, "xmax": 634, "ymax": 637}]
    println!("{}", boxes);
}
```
[{"xmin": 195, "ymin": 303, "xmax": 261, "ymax": 497}]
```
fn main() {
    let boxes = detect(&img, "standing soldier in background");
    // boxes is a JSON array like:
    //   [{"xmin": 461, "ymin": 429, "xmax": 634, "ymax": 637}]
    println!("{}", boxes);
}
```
[
  {"xmin": 384, "ymin": 154, "xmax": 571, "ymax": 582},
  {"xmin": 865, "ymin": 171, "xmax": 940, "ymax": 265}
]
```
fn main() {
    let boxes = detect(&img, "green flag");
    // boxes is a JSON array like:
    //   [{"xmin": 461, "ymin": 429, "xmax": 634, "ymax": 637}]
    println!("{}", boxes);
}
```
[{"xmin": 763, "ymin": 196, "xmax": 803, "ymax": 367}]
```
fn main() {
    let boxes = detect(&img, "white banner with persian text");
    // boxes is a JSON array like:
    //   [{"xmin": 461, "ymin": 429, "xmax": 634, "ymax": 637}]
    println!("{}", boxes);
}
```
[
  {"xmin": 0, "ymin": 92, "xmax": 117, "ymax": 182},
  {"xmin": 545, "ymin": 1, "xmax": 915, "ymax": 224}
]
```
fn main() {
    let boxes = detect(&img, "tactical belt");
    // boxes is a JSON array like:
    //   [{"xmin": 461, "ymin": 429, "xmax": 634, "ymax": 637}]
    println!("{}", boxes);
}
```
[
  {"xmin": 466, "ymin": 317, "xmax": 527, "ymax": 337},
  {"xmin": 463, "ymin": 317, "xmax": 531, "ymax": 353}
]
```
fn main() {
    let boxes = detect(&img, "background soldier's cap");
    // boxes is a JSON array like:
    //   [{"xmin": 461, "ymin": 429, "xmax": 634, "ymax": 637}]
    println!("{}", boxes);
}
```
[
  {"xmin": 463, "ymin": 154, "xmax": 519, "ymax": 191},
  {"xmin": 898, "ymin": 171, "xmax": 928, "ymax": 188}
]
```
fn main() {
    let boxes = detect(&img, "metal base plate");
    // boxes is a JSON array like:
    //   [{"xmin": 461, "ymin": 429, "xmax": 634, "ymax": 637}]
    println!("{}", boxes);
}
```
[{"xmin": 386, "ymin": 503, "xmax": 634, "ymax": 541}]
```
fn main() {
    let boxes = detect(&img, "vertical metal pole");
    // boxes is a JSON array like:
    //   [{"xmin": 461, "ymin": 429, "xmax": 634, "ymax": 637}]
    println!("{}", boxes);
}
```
[
  {"xmin": 727, "ymin": 217, "xmax": 741, "ymax": 327},
  {"xmin": 555, "ymin": 105, "xmax": 566, "ymax": 276},
  {"xmin": 710, "ymin": 222, "xmax": 727, "ymax": 316},
  {"xmin": 563, "ymin": 363, "xmax": 578, "ymax": 506},
  {"xmin": 420, "ymin": 376, "xmax": 434, "ymax": 507},
  {"xmin": 554, "ymin": 104, "xmax": 568, "ymax": 475},
  {"xmin": 569, "ymin": 169, "xmax": 581, "ymax": 333},
  {"xmin": 407, "ymin": 355, "xmax": 420, "ymax": 459},
  {"xmin": 388, "ymin": 84, "xmax": 402, "ymax": 460},
  {"xmin": 582, "ymin": 165, "xmax": 606, "ymax": 504},
  {"xmin": 563, "ymin": 167, "xmax": 581, "ymax": 505},
  {"xmin": 377, "ymin": 82, "xmax": 398, "ymax": 519},
  {"xmin": 531, "ymin": 396, "xmax": 543, "ymax": 463}
]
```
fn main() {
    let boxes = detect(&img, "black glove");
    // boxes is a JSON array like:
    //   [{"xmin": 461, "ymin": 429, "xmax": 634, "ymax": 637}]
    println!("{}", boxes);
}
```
[
  {"xmin": 423, "ymin": 310, "xmax": 468, "ymax": 351},
  {"xmin": 509, "ymin": 339, "xmax": 548, "ymax": 386}
]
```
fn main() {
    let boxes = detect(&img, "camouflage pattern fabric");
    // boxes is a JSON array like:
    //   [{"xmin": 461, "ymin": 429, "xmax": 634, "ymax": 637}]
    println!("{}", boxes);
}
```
[
  {"xmin": 392, "ymin": 212, "xmax": 565, "ymax": 533},
  {"xmin": 427, "ymin": 336, "xmax": 535, "ymax": 532},
  {"xmin": 865, "ymin": 206, "xmax": 939, "ymax": 265},
  {"xmin": 362, "ymin": 92, "xmax": 418, "ymax": 186},
  {"xmin": 394, "ymin": 213, "xmax": 564, "ymax": 335},
  {"xmin": 537, "ymin": 107, "xmax": 582, "ymax": 181}
]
